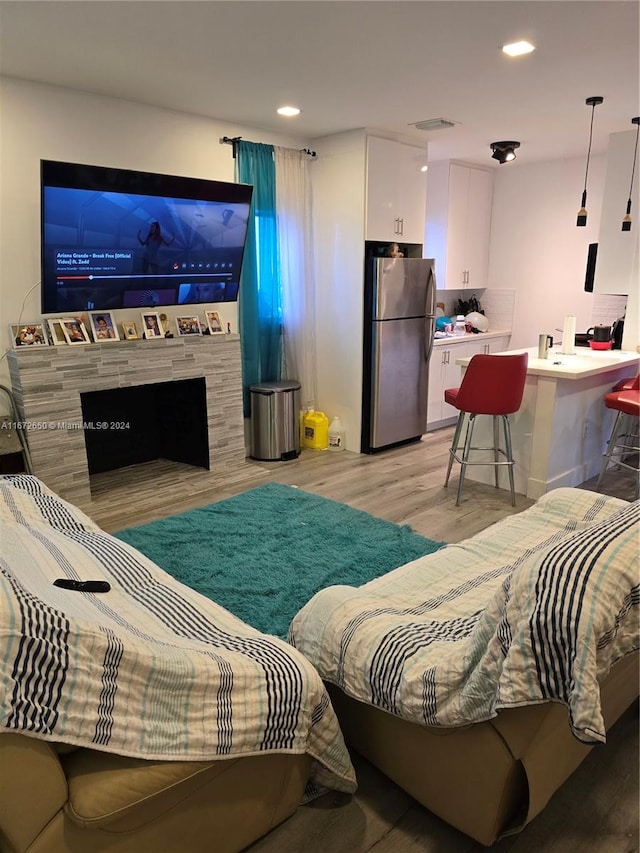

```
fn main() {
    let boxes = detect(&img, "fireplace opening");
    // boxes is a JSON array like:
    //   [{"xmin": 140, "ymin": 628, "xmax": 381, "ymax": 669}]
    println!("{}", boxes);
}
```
[{"xmin": 80, "ymin": 378, "xmax": 209, "ymax": 475}]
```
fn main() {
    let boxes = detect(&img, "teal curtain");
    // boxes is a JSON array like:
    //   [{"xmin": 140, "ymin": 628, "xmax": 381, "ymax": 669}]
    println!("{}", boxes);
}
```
[{"xmin": 235, "ymin": 141, "xmax": 282, "ymax": 415}]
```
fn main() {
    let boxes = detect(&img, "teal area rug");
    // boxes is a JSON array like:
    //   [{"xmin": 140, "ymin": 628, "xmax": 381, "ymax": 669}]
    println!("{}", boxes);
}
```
[{"xmin": 114, "ymin": 482, "xmax": 444, "ymax": 639}]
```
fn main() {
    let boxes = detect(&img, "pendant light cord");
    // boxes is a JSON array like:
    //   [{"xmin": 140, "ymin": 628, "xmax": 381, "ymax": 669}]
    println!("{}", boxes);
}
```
[
  {"xmin": 582, "ymin": 103, "xmax": 597, "ymax": 192},
  {"xmin": 627, "ymin": 120, "xmax": 640, "ymax": 200}
]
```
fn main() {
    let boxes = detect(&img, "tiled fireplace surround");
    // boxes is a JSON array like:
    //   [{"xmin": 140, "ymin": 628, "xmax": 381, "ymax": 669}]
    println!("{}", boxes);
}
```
[{"xmin": 8, "ymin": 336, "xmax": 245, "ymax": 506}]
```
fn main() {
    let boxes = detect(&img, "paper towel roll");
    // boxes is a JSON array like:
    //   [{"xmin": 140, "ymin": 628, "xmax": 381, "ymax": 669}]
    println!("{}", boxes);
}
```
[{"xmin": 562, "ymin": 315, "xmax": 576, "ymax": 355}]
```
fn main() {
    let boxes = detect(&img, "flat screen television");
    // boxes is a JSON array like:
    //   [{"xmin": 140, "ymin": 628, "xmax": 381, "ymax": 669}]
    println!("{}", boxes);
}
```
[{"xmin": 41, "ymin": 160, "xmax": 253, "ymax": 314}]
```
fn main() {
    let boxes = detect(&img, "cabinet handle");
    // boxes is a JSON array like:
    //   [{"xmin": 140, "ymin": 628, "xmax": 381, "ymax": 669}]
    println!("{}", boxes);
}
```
[{"xmin": 399, "ymin": 217, "xmax": 404, "ymax": 236}]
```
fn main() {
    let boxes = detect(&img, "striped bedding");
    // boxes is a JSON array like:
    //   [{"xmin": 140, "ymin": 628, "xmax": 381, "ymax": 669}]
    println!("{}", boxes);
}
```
[
  {"xmin": 289, "ymin": 488, "xmax": 639, "ymax": 744},
  {"xmin": 0, "ymin": 475, "xmax": 356, "ymax": 795}
]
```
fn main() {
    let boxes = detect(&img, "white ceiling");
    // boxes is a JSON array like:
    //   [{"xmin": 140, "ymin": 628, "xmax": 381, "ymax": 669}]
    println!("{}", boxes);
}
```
[{"xmin": 0, "ymin": 0, "xmax": 638, "ymax": 167}]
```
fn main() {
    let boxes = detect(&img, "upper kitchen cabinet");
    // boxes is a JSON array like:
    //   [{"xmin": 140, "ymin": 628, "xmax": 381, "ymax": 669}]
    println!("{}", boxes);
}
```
[
  {"xmin": 425, "ymin": 161, "xmax": 494, "ymax": 289},
  {"xmin": 594, "ymin": 129, "xmax": 639, "ymax": 295},
  {"xmin": 365, "ymin": 136, "xmax": 428, "ymax": 244}
]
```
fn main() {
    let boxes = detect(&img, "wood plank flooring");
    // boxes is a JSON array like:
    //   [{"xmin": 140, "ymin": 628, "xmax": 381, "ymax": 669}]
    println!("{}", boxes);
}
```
[{"xmin": 81, "ymin": 427, "xmax": 639, "ymax": 853}]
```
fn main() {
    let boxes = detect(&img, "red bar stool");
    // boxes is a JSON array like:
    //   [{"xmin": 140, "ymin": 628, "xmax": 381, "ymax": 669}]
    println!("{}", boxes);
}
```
[
  {"xmin": 444, "ymin": 353, "xmax": 528, "ymax": 506},
  {"xmin": 596, "ymin": 377, "xmax": 640, "ymax": 495}
]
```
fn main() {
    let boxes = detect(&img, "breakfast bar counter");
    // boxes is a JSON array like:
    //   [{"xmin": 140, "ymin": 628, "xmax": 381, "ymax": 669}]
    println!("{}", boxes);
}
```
[{"xmin": 455, "ymin": 346, "xmax": 640, "ymax": 500}]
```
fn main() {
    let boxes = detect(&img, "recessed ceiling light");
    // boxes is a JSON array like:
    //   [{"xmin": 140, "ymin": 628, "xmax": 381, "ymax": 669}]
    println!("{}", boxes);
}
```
[
  {"xmin": 502, "ymin": 40, "xmax": 535, "ymax": 57},
  {"xmin": 420, "ymin": 165, "xmax": 429, "ymax": 172},
  {"xmin": 277, "ymin": 106, "xmax": 301, "ymax": 117}
]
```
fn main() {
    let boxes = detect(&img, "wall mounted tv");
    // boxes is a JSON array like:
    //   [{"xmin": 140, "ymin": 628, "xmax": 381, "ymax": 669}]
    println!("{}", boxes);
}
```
[{"xmin": 41, "ymin": 160, "xmax": 253, "ymax": 314}]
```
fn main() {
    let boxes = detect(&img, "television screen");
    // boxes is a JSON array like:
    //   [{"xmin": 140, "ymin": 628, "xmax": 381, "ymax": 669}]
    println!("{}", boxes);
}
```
[{"xmin": 41, "ymin": 160, "xmax": 253, "ymax": 314}]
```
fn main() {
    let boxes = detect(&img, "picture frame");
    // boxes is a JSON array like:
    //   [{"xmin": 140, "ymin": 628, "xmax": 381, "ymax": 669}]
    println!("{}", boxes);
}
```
[
  {"xmin": 205, "ymin": 310, "xmax": 224, "ymax": 335},
  {"xmin": 61, "ymin": 318, "xmax": 91, "ymax": 345},
  {"xmin": 121, "ymin": 321, "xmax": 139, "ymax": 340},
  {"xmin": 47, "ymin": 319, "xmax": 68, "ymax": 346},
  {"xmin": 141, "ymin": 312, "xmax": 164, "ymax": 339},
  {"xmin": 176, "ymin": 316, "xmax": 202, "ymax": 336},
  {"xmin": 88, "ymin": 311, "xmax": 119, "ymax": 342},
  {"xmin": 9, "ymin": 323, "xmax": 48, "ymax": 348}
]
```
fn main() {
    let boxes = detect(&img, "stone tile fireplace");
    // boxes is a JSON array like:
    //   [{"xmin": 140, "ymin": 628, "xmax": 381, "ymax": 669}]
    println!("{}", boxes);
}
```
[{"xmin": 8, "ymin": 336, "xmax": 245, "ymax": 506}]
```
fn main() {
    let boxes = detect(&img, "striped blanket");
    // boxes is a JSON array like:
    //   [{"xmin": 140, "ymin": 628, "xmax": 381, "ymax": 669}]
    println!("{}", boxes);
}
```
[
  {"xmin": 290, "ymin": 488, "xmax": 639, "ymax": 744},
  {"xmin": 0, "ymin": 475, "xmax": 356, "ymax": 794}
]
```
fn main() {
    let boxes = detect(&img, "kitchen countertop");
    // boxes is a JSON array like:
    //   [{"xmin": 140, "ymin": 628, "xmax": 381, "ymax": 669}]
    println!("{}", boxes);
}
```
[
  {"xmin": 456, "ymin": 345, "xmax": 640, "ymax": 379},
  {"xmin": 433, "ymin": 329, "xmax": 511, "ymax": 346}
]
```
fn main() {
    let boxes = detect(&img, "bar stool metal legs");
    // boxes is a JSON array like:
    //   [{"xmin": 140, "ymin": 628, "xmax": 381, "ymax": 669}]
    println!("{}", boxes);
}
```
[
  {"xmin": 445, "ymin": 412, "xmax": 517, "ymax": 507},
  {"xmin": 596, "ymin": 409, "xmax": 640, "ymax": 495},
  {"xmin": 442, "ymin": 352, "xmax": 528, "ymax": 507}
]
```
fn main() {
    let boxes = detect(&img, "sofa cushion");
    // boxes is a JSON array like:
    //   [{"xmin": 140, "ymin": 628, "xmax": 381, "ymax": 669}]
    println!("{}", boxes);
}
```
[{"xmin": 63, "ymin": 748, "xmax": 231, "ymax": 828}]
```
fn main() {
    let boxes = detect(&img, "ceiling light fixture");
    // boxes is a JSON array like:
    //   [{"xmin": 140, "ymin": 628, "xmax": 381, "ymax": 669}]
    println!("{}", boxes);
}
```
[
  {"xmin": 276, "ymin": 106, "xmax": 301, "ymax": 117},
  {"xmin": 411, "ymin": 118, "xmax": 459, "ymax": 132},
  {"xmin": 489, "ymin": 141, "xmax": 520, "ymax": 164},
  {"xmin": 622, "ymin": 116, "xmax": 640, "ymax": 232},
  {"xmin": 576, "ymin": 96, "xmax": 604, "ymax": 226},
  {"xmin": 502, "ymin": 40, "xmax": 535, "ymax": 57}
]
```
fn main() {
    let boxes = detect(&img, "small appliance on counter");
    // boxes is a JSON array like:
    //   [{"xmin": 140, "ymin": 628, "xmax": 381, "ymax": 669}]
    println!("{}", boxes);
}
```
[{"xmin": 574, "ymin": 318, "xmax": 624, "ymax": 349}]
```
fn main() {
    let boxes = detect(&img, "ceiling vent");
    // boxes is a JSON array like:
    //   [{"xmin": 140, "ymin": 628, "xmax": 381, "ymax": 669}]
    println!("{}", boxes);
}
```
[{"xmin": 411, "ymin": 118, "xmax": 459, "ymax": 132}]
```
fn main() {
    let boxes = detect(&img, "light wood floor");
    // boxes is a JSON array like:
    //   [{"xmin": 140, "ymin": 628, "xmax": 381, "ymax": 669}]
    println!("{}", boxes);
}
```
[{"xmin": 82, "ymin": 428, "xmax": 639, "ymax": 853}]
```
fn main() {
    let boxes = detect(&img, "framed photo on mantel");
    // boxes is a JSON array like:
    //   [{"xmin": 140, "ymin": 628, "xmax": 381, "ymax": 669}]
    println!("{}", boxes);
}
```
[
  {"xmin": 61, "ymin": 318, "xmax": 91, "ymax": 345},
  {"xmin": 205, "ymin": 310, "xmax": 224, "ymax": 335},
  {"xmin": 121, "ymin": 321, "xmax": 138, "ymax": 340},
  {"xmin": 88, "ymin": 311, "xmax": 119, "ymax": 342},
  {"xmin": 9, "ymin": 323, "xmax": 48, "ymax": 347},
  {"xmin": 47, "ymin": 319, "xmax": 67, "ymax": 346},
  {"xmin": 141, "ymin": 312, "xmax": 164, "ymax": 339},
  {"xmin": 176, "ymin": 316, "xmax": 202, "ymax": 336}
]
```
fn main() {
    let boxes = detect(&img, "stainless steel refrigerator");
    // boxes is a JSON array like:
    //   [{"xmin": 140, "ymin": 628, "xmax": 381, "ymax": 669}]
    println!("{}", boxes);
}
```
[{"xmin": 361, "ymin": 256, "xmax": 436, "ymax": 453}]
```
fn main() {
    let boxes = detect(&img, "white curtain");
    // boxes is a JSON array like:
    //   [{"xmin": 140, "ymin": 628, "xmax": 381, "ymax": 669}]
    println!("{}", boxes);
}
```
[{"xmin": 274, "ymin": 146, "xmax": 317, "ymax": 408}]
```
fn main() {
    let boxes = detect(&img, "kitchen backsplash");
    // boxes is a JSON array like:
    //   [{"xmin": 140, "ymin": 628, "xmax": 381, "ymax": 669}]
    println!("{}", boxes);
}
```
[
  {"xmin": 590, "ymin": 293, "xmax": 627, "ymax": 327},
  {"xmin": 436, "ymin": 288, "xmax": 516, "ymax": 332}
]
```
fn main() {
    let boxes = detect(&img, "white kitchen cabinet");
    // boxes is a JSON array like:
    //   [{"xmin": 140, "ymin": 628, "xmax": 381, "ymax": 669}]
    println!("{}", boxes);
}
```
[
  {"xmin": 466, "ymin": 334, "xmax": 510, "ymax": 356},
  {"xmin": 425, "ymin": 161, "xmax": 493, "ymax": 289},
  {"xmin": 427, "ymin": 342, "xmax": 470, "ymax": 429},
  {"xmin": 365, "ymin": 136, "xmax": 428, "ymax": 244},
  {"xmin": 594, "ymin": 129, "xmax": 639, "ymax": 295}
]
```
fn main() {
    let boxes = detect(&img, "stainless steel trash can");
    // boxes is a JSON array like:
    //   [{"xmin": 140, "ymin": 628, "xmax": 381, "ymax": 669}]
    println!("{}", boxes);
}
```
[{"xmin": 250, "ymin": 380, "xmax": 301, "ymax": 461}]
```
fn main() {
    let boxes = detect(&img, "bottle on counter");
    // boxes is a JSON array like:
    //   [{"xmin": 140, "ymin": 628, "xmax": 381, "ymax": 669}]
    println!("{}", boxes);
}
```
[{"xmin": 454, "ymin": 315, "xmax": 466, "ymax": 337}]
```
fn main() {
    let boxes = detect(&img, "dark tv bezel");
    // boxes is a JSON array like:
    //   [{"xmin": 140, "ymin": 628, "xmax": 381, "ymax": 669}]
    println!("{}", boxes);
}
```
[{"xmin": 40, "ymin": 159, "xmax": 253, "ymax": 314}]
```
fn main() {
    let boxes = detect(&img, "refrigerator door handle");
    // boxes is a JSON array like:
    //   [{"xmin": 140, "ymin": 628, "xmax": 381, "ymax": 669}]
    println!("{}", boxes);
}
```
[
  {"xmin": 424, "ymin": 266, "xmax": 437, "ymax": 363},
  {"xmin": 425, "ymin": 315, "xmax": 435, "ymax": 363}
]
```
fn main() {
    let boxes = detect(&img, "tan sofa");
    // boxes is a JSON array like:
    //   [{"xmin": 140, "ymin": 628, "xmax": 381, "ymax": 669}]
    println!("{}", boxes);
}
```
[
  {"xmin": 0, "ymin": 737, "xmax": 310, "ymax": 853},
  {"xmin": 328, "ymin": 652, "xmax": 638, "ymax": 846},
  {"xmin": 290, "ymin": 487, "xmax": 640, "ymax": 846},
  {"xmin": 0, "ymin": 475, "xmax": 355, "ymax": 853}
]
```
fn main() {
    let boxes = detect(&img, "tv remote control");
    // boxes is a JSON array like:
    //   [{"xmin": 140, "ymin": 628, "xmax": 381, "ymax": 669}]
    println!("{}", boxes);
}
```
[{"xmin": 53, "ymin": 579, "xmax": 111, "ymax": 593}]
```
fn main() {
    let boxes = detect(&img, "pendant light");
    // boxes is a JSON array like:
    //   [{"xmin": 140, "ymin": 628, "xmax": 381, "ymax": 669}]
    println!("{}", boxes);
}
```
[
  {"xmin": 576, "ymin": 96, "xmax": 604, "ymax": 227},
  {"xmin": 621, "ymin": 116, "xmax": 640, "ymax": 232}
]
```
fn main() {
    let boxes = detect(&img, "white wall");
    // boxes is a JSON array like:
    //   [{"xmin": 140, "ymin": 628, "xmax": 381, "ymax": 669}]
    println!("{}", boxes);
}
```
[
  {"xmin": 310, "ymin": 130, "xmax": 367, "ymax": 451},
  {"xmin": 0, "ymin": 76, "xmax": 302, "ymax": 383},
  {"xmin": 488, "ymin": 154, "xmax": 610, "ymax": 351}
]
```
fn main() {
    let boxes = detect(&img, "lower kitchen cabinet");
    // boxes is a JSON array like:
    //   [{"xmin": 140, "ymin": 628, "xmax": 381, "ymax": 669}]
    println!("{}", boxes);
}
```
[
  {"xmin": 426, "ymin": 335, "xmax": 510, "ymax": 431},
  {"xmin": 427, "ymin": 343, "xmax": 470, "ymax": 430},
  {"xmin": 466, "ymin": 335, "xmax": 510, "ymax": 357}
]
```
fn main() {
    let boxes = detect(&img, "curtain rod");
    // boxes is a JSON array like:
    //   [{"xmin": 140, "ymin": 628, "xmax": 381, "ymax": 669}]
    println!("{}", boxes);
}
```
[{"xmin": 220, "ymin": 136, "xmax": 317, "ymax": 159}]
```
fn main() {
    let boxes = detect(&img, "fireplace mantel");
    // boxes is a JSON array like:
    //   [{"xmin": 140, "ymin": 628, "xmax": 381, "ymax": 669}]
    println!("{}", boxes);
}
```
[{"xmin": 8, "ymin": 336, "xmax": 245, "ymax": 505}]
